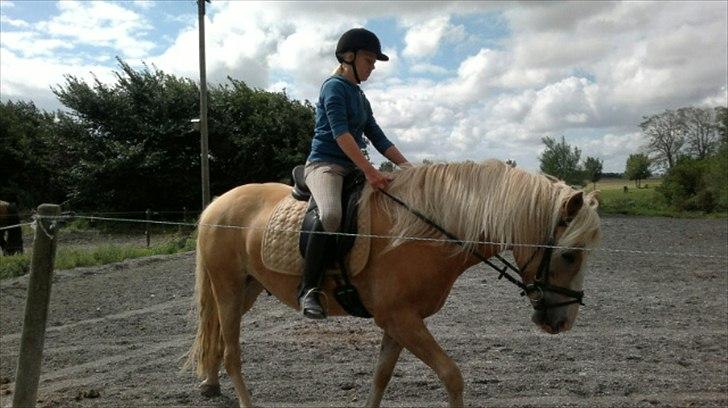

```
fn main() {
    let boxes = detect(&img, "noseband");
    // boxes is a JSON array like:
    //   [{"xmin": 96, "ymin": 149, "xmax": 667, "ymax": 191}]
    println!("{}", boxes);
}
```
[
  {"xmin": 380, "ymin": 190, "xmax": 585, "ymax": 311},
  {"xmin": 517, "ymin": 233, "xmax": 584, "ymax": 311}
]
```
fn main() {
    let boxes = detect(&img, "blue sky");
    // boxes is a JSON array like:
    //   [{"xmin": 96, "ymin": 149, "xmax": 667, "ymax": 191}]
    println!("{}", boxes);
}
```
[{"xmin": 1, "ymin": 0, "xmax": 726, "ymax": 172}]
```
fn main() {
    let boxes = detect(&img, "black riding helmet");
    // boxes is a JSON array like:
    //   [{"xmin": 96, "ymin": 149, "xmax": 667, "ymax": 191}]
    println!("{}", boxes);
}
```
[
  {"xmin": 336, "ymin": 28, "xmax": 389, "ymax": 62},
  {"xmin": 335, "ymin": 28, "xmax": 388, "ymax": 83}
]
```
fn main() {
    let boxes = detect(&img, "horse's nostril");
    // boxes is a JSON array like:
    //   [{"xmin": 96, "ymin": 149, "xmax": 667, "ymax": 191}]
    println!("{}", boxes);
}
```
[
  {"xmin": 554, "ymin": 317, "xmax": 575, "ymax": 333},
  {"xmin": 549, "ymin": 321, "xmax": 563, "ymax": 334}
]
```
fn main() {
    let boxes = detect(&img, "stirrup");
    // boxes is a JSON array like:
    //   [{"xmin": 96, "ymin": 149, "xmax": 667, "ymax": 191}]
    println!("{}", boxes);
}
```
[{"xmin": 300, "ymin": 288, "xmax": 328, "ymax": 319}]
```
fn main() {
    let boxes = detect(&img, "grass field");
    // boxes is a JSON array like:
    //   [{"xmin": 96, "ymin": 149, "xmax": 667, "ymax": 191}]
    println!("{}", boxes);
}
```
[
  {"xmin": 585, "ymin": 177, "xmax": 725, "ymax": 218},
  {"xmin": 584, "ymin": 177, "xmax": 662, "ymax": 192},
  {"xmin": 583, "ymin": 177, "xmax": 670, "ymax": 216},
  {"xmin": 0, "ymin": 227, "xmax": 195, "ymax": 280}
]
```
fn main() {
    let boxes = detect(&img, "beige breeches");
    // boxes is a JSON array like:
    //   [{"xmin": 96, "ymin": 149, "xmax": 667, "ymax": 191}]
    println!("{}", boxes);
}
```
[{"xmin": 304, "ymin": 161, "xmax": 355, "ymax": 233}]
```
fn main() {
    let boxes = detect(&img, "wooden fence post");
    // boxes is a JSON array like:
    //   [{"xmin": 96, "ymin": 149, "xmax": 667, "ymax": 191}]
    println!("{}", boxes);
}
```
[{"xmin": 12, "ymin": 204, "xmax": 60, "ymax": 408}]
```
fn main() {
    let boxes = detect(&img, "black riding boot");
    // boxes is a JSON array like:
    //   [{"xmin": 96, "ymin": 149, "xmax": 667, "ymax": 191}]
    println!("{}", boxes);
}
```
[{"xmin": 298, "ymin": 218, "xmax": 331, "ymax": 319}]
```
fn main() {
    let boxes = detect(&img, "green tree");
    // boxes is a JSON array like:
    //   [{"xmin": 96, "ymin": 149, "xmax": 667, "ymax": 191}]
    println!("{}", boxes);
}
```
[
  {"xmin": 715, "ymin": 106, "xmax": 728, "ymax": 144},
  {"xmin": 378, "ymin": 161, "xmax": 395, "ymax": 172},
  {"xmin": 206, "ymin": 77, "xmax": 313, "ymax": 194},
  {"xmin": 0, "ymin": 100, "xmax": 71, "ymax": 208},
  {"xmin": 51, "ymin": 59, "xmax": 314, "ymax": 212},
  {"xmin": 679, "ymin": 107, "xmax": 718, "ymax": 159},
  {"xmin": 624, "ymin": 153, "xmax": 652, "ymax": 188},
  {"xmin": 52, "ymin": 59, "xmax": 201, "ymax": 211},
  {"xmin": 583, "ymin": 156, "xmax": 603, "ymax": 190},
  {"xmin": 539, "ymin": 136, "xmax": 583, "ymax": 185},
  {"xmin": 640, "ymin": 110, "xmax": 685, "ymax": 170},
  {"xmin": 704, "ymin": 142, "xmax": 728, "ymax": 210}
]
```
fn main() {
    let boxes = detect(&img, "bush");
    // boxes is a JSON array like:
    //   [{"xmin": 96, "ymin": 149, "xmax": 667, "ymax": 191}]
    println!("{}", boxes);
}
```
[
  {"xmin": 658, "ymin": 157, "xmax": 715, "ymax": 211},
  {"xmin": 705, "ymin": 144, "xmax": 728, "ymax": 210}
]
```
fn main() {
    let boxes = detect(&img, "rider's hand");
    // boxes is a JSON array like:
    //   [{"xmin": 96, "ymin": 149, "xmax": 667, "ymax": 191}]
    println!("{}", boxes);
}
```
[{"xmin": 365, "ymin": 168, "xmax": 394, "ymax": 190}]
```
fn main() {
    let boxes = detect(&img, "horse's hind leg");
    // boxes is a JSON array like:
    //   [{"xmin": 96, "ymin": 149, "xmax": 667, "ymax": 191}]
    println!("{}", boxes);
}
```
[
  {"xmin": 225, "ymin": 276, "xmax": 265, "ymax": 407},
  {"xmin": 200, "ymin": 276, "xmax": 264, "ymax": 399},
  {"xmin": 365, "ymin": 332, "xmax": 403, "ymax": 408}
]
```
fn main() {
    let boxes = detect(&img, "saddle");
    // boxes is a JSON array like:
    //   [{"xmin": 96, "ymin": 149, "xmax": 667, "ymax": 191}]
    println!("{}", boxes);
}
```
[
  {"xmin": 291, "ymin": 165, "xmax": 363, "ymax": 259},
  {"xmin": 290, "ymin": 165, "xmax": 371, "ymax": 318}
]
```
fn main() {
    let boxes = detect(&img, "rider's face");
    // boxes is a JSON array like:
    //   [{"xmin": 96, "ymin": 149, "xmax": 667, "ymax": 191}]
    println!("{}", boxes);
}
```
[{"xmin": 355, "ymin": 51, "xmax": 377, "ymax": 82}]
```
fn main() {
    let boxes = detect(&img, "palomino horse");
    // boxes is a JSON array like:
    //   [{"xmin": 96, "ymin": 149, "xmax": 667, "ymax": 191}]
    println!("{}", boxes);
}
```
[{"xmin": 187, "ymin": 159, "xmax": 601, "ymax": 407}]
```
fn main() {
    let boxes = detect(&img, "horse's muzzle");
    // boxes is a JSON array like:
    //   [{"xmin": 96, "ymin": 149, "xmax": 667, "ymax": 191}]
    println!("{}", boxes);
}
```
[{"xmin": 532, "ymin": 309, "xmax": 571, "ymax": 334}]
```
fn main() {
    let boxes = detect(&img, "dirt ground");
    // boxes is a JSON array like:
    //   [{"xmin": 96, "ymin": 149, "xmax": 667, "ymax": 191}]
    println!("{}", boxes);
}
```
[{"xmin": 0, "ymin": 215, "xmax": 726, "ymax": 407}]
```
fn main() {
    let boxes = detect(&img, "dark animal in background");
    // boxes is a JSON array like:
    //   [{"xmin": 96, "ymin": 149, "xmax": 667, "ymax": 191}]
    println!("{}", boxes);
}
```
[{"xmin": 0, "ymin": 200, "xmax": 24, "ymax": 256}]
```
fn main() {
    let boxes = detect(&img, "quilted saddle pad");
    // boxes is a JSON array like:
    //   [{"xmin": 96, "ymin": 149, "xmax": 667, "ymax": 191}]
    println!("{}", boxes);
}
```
[{"xmin": 261, "ymin": 195, "xmax": 371, "ymax": 276}]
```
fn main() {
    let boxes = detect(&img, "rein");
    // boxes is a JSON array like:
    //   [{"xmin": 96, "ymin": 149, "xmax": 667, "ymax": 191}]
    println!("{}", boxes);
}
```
[{"xmin": 379, "ymin": 189, "xmax": 584, "ymax": 311}]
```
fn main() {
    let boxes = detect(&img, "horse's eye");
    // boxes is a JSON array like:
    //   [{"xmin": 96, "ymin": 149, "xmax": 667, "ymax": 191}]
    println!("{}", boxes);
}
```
[{"xmin": 561, "ymin": 252, "xmax": 576, "ymax": 264}]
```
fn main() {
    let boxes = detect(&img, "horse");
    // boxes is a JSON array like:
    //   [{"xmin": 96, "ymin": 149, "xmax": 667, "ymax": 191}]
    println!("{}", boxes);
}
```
[
  {"xmin": 186, "ymin": 159, "xmax": 602, "ymax": 407},
  {"xmin": 0, "ymin": 200, "xmax": 24, "ymax": 256}
]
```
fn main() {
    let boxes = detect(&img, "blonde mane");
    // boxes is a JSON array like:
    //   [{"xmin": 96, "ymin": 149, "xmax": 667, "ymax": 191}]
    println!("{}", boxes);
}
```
[{"xmin": 361, "ymin": 159, "xmax": 601, "ymax": 253}]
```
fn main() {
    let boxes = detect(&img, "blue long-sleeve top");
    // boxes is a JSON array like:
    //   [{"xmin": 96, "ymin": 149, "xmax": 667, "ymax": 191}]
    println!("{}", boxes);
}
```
[{"xmin": 307, "ymin": 75, "xmax": 393, "ymax": 166}]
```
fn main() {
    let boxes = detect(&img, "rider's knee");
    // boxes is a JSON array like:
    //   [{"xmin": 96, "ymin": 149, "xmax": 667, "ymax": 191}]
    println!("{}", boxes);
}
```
[{"xmin": 319, "ymin": 212, "xmax": 341, "ymax": 233}]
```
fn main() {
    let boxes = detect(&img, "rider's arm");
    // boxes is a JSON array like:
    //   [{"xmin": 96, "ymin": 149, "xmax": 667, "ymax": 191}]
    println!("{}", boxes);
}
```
[
  {"xmin": 382, "ymin": 145, "xmax": 411, "ymax": 168},
  {"xmin": 336, "ymin": 133, "xmax": 392, "ymax": 189}
]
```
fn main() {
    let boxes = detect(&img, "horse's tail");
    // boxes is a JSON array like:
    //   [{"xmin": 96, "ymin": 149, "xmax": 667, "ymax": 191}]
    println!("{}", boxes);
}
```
[{"xmin": 183, "ymin": 225, "xmax": 223, "ymax": 378}]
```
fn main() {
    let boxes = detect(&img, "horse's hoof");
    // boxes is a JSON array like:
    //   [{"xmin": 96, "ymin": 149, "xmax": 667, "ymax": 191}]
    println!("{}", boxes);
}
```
[{"xmin": 200, "ymin": 383, "xmax": 221, "ymax": 398}]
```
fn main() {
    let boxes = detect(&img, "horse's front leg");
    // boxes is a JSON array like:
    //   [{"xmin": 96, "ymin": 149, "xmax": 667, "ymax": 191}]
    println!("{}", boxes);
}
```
[
  {"xmin": 380, "ymin": 314, "xmax": 464, "ymax": 407},
  {"xmin": 365, "ymin": 332, "xmax": 403, "ymax": 408}
]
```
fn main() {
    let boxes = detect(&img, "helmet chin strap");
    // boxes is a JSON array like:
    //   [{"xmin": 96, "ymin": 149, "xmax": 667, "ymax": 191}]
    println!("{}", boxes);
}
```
[{"xmin": 343, "ymin": 54, "xmax": 361, "ymax": 84}]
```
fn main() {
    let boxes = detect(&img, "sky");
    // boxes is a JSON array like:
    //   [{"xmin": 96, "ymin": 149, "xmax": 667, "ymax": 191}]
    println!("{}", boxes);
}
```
[{"xmin": 1, "ymin": 0, "xmax": 726, "ymax": 172}]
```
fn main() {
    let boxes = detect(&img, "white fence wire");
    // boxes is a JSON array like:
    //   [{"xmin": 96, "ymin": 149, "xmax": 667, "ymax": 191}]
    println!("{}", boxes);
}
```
[{"xmin": 3, "ymin": 213, "xmax": 726, "ymax": 260}]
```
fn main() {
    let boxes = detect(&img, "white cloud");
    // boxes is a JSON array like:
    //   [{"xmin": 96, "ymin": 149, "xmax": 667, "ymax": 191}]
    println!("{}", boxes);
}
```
[
  {"xmin": 0, "ymin": 14, "xmax": 27, "ymax": 27},
  {"xmin": 362, "ymin": 0, "xmax": 726, "ymax": 171},
  {"xmin": 0, "ymin": 0, "xmax": 154, "ymax": 111},
  {"xmin": 149, "ymin": 2, "xmax": 365, "ymax": 100},
  {"xmin": 266, "ymin": 80, "xmax": 290, "ymax": 94},
  {"xmin": 525, "ymin": 77, "xmax": 598, "ymax": 132},
  {"xmin": 410, "ymin": 63, "xmax": 449, "ymax": 76},
  {"xmin": 0, "ymin": 47, "xmax": 116, "ymax": 109},
  {"xmin": 401, "ymin": 16, "xmax": 468, "ymax": 61},
  {"xmin": 402, "ymin": 16, "xmax": 450, "ymax": 59},
  {"xmin": 577, "ymin": 132, "xmax": 644, "ymax": 172},
  {"xmin": 132, "ymin": 0, "xmax": 154, "ymax": 10},
  {"xmin": 36, "ymin": 0, "xmax": 154, "ymax": 58},
  {"xmin": 0, "ymin": 0, "xmax": 15, "ymax": 9}
]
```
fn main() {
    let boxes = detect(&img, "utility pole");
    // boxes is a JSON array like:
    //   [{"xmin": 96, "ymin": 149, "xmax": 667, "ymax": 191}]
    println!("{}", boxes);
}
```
[{"xmin": 198, "ymin": 0, "xmax": 211, "ymax": 209}]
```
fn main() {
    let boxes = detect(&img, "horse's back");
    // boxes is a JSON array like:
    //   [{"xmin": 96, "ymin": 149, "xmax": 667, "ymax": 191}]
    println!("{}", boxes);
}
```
[{"xmin": 200, "ymin": 182, "xmax": 290, "ymax": 229}]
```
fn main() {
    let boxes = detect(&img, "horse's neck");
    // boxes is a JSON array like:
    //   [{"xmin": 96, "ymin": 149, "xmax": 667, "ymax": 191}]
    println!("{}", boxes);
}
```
[{"xmin": 426, "ymin": 167, "xmax": 550, "ymax": 253}]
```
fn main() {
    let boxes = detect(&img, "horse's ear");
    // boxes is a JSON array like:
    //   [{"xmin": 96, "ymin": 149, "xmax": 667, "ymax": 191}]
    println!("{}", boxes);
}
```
[{"xmin": 562, "ymin": 191, "xmax": 584, "ymax": 219}]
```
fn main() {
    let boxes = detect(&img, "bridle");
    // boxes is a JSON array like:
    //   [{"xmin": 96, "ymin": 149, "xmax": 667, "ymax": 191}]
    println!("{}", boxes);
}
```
[
  {"xmin": 380, "ymin": 190, "xmax": 585, "ymax": 311},
  {"xmin": 516, "ymin": 232, "xmax": 585, "ymax": 311}
]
